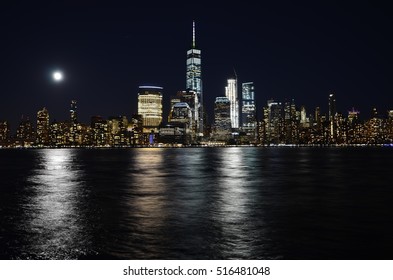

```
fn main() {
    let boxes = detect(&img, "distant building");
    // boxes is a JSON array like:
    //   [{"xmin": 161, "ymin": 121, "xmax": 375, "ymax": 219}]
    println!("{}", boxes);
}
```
[
  {"xmin": 170, "ymin": 90, "xmax": 198, "ymax": 140},
  {"xmin": 36, "ymin": 107, "xmax": 50, "ymax": 146},
  {"xmin": 128, "ymin": 114, "xmax": 143, "ymax": 146},
  {"xmin": 225, "ymin": 78, "xmax": 239, "ymax": 129},
  {"xmin": 348, "ymin": 108, "xmax": 360, "ymax": 126},
  {"xmin": 0, "ymin": 120, "xmax": 10, "ymax": 146},
  {"xmin": 69, "ymin": 100, "xmax": 79, "ymax": 145},
  {"xmin": 213, "ymin": 96, "xmax": 231, "ymax": 141},
  {"xmin": 264, "ymin": 99, "xmax": 283, "ymax": 144},
  {"xmin": 300, "ymin": 105, "xmax": 309, "ymax": 128},
  {"xmin": 186, "ymin": 21, "xmax": 203, "ymax": 136},
  {"xmin": 91, "ymin": 116, "xmax": 109, "ymax": 147},
  {"xmin": 328, "ymin": 93, "xmax": 337, "ymax": 141},
  {"xmin": 50, "ymin": 121, "xmax": 70, "ymax": 147},
  {"xmin": 16, "ymin": 116, "xmax": 34, "ymax": 147},
  {"xmin": 137, "ymin": 86, "xmax": 163, "ymax": 134},
  {"xmin": 108, "ymin": 116, "xmax": 129, "ymax": 146},
  {"xmin": 241, "ymin": 82, "xmax": 256, "ymax": 141},
  {"xmin": 284, "ymin": 99, "xmax": 298, "ymax": 144}
]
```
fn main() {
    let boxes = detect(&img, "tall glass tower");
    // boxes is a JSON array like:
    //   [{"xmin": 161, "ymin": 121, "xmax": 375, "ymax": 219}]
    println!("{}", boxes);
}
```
[
  {"xmin": 241, "ymin": 82, "xmax": 256, "ymax": 134},
  {"xmin": 225, "ymin": 78, "xmax": 239, "ymax": 129},
  {"xmin": 186, "ymin": 21, "xmax": 203, "ymax": 136},
  {"xmin": 329, "ymin": 93, "xmax": 337, "ymax": 141}
]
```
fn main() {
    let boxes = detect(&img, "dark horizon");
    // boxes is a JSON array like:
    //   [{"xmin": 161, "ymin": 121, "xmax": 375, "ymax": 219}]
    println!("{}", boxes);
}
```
[{"xmin": 1, "ymin": 2, "xmax": 392, "ymax": 130}]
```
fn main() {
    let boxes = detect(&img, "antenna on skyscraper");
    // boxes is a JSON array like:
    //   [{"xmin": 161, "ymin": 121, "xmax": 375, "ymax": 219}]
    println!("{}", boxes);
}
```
[
  {"xmin": 233, "ymin": 67, "xmax": 237, "ymax": 80},
  {"xmin": 192, "ymin": 20, "xmax": 196, "ymax": 48}
]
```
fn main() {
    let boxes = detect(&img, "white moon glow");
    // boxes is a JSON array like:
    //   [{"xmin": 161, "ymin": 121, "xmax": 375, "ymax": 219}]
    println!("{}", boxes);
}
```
[{"xmin": 53, "ymin": 71, "xmax": 63, "ymax": 81}]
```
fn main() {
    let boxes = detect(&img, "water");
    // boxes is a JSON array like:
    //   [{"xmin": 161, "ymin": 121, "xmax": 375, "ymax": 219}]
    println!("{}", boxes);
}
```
[{"xmin": 0, "ymin": 147, "xmax": 392, "ymax": 260}]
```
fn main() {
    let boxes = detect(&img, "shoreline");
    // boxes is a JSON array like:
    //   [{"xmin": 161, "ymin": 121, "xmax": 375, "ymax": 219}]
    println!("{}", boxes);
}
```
[{"xmin": 1, "ymin": 143, "xmax": 393, "ymax": 149}]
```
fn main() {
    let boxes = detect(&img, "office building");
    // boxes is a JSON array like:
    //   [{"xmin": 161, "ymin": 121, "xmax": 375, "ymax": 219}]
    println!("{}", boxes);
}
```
[
  {"xmin": 186, "ymin": 21, "xmax": 203, "ymax": 136},
  {"xmin": 241, "ymin": 82, "xmax": 256, "ymax": 139},
  {"xmin": 36, "ymin": 107, "xmax": 50, "ymax": 146},
  {"xmin": 137, "ymin": 85, "xmax": 163, "ymax": 133},
  {"xmin": 225, "ymin": 78, "xmax": 239, "ymax": 129}
]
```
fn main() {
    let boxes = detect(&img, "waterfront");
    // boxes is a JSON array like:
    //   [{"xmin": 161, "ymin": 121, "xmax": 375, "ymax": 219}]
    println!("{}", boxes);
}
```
[{"xmin": 0, "ymin": 147, "xmax": 392, "ymax": 259}]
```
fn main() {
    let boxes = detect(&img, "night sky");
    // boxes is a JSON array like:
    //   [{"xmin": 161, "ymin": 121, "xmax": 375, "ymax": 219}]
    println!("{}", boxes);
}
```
[{"xmin": 1, "ymin": 2, "xmax": 392, "ymax": 131}]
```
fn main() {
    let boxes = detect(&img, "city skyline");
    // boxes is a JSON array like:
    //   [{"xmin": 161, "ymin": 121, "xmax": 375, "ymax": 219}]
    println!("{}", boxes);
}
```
[{"xmin": 1, "ymin": 3, "xmax": 393, "ymax": 130}]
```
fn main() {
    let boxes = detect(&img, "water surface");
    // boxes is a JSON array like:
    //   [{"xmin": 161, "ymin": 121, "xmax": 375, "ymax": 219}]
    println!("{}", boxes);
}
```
[{"xmin": 0, "ymin": 147, "xmax": 392, "ymax": 259}]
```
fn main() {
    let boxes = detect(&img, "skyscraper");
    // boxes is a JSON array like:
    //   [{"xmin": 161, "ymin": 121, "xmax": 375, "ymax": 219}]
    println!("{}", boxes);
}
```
[
  {"xmin": 70, "ymin": 100, "xmax": 78, "ymax": 145},
  {"xmin": 170, "ymin": 90, "xmax": 198, "ymax": 139},
  {"xmin": 36, "ymin": 107, "xmax": 50, "ymax": 146},
  {"xmin": 137, "ymin": 85, "xmax": 163, "ymax": 133},
  {"xmin": 186, "ymin": 21, "xmax": 203, "ymax": 136},
  {"xmin": 264, "ymin": 99, "xmax": 283, "ymax": 144},
  {"xmin": 70, "ymin": 100, "xmax": 77, "ymax": 124},
  {"xmin": 225, "ymin": 78, "xmax": 239, "ymax": 129},
  {"xmin": 16, "ymin": 116, "xmax": 34, "ymax": 147},
  {"xmin": 0, "ymin": 120, "xmax": 9, "ymax": 146},
  {"xmin": 213, "ymin": 96, "xmax": 231, "ymax": 140},
  {"xmin": 241, "ymin": 82, "xmax": 256, "ymax": 137},
  {"xmin": 329, "ymin": 93, "xmax": 337, "ymax": 141}
]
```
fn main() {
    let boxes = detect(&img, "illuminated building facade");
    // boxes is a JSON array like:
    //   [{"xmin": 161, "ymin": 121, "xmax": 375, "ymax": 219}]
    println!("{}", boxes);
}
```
[
  {"xmin": 225, "ymin": 78, "xmax": 239, "ymax": 129},
  {"xmin": 16, "ymin": 117, "xmax": 34, "ymax": 147},
  {"xmin": 284, "ymin": 99, "xmax": 298, "ymax": 144},
  {"xmin": 241, "ymin": 82, "xmax": 256, "ymax": 139},
  {"xmin": 264, "ymin": 99, "xmax": 283, "ymax": 144},
  {"xmin": 91, "ymin": 116, "xmax": 109, "ymax": 147},
  {"xmin": 107, "ymin": 116, "xmax": 129, "ymax": 146},
  {"xmin": 186, "ymin": 21, "xmax": 203, "ymax": 136},
  {"xmin": 169, "ymin": 90, "xmax": 198, "ymax": 140},
  {"xmin": 36, "ymin": 107, "xmax": 50, "ymax": 146},
  {"xmin": 70, "ymin": 100, "xmax": 78, "ymax": 145},
  {"xmin": 213, "ymin": 96, "xmax": 231, "ymax": 141},
  {"xmin": 169, "ymin": 102, "xmax": 193, "ymax": 126},
  {"xmin": 329, "ymin": 93, "xmax": 337, "ymax": 142},
  {"xmin": 137, "ymin": 86, "xmax": 163, "ymax": 133},
  {"xmin": 0, "ymin": 120, "xmax": 9, "ymax": 146},
  {"xmin": 348, "ymin": 108, "xmax": 360, "ymax": 126},
  {"xmin": 49, "ymin": 121, "xmax": 69, "ymax": 147}
]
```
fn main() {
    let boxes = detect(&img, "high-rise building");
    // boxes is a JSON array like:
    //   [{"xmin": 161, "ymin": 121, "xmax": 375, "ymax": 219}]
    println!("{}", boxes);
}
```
[
  {"xmin": 186, "ymin": 21, "xmax": 203, "ymax": 136},
  {"xmin": 36, "ymin": 107, "xmax": 50, "ymax": 146},
  {"xmin": 0, "ymin": 120, "xmax": 9, "ymax": 146},
  {"xmin": 264, "ymin": 99, "xmax": 283, "ymax": 144},
  {"xmin": 300, "ymin": 105, "xmax": 309, "ymax": 127},
  {"xmin": 348, "ymin": 108, "xmax": 360, "ymax": 126},
  {"xmin": 69, "ymin": 100, "xmax": 78, "ymax": 145},
  {"xmin": 169, "ymin": 102, "xmax": 193, "ymax": 126},
  {"xmin": 50, "ymin": 121, "xmax": 69, "ymax": 147},
  {"xmin": 70, "ymin": 100, "xmax": 77, "ymax": 123},
  {"xmin": 225, "ymin": 78, "xmax": 239, "ymax": 129},
  {"xmin": 107, "ymin": 116, "xmax": 129, "ymax": 146},
  {"xmin": 241, "ymin": 82, "xmax": 256, "ymax": 139},
  {"xmin": 315, "ymin": 107, "xmax": 321, "ymax": 129},
  {"xmin": 389, "ymin": 110, "xmax": 393, "ymax": 119},
  {"xmin": 213, "ymin": 96, "xmax": 231, "ymax": 141},
  {"xmin": 170, "ymin": 90, "xmax": 198, "ymax": 138},
  {"xmin": 284, "ymin": 99, "xmax": 298, "ymax": 143},
  {"xmin": 137, "ymin": 85, "xmax": 163, "ymax": 133},
  {"xmin": 328, "ymin": 93, "xmax": 337, "ymax": 141},
  {"xmin": 16, "ymin": 116, "xmax": 34, "ymax": 147},
  {"xmin": 91, "ymin": 116, "xmax": 109, "ymax": 147}
]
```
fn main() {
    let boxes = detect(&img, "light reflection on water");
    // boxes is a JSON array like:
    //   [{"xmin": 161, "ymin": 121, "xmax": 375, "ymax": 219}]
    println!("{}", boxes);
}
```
[
  {"xmin": 1, "ymin": 147, "xmax": 393, "ymax": 259},
  {"xmin": 20, "ymin": 149, "xmax": 89, "ymax": 259},
  {"xmin": 217, "ymin": 148, "xmax": 254, "ymax": 258}
]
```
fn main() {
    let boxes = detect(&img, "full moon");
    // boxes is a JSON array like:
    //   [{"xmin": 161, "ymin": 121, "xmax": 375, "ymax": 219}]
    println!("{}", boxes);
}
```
[{"xmin": 53, "ymin": 71, "xmax": 63, "ymax": 81}]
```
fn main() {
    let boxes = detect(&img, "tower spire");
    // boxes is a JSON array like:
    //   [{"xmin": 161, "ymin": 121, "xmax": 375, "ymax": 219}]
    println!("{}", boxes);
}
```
[{"xmin": 192, "ymin": 20, "xmax": 196, "ymax": 48}]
